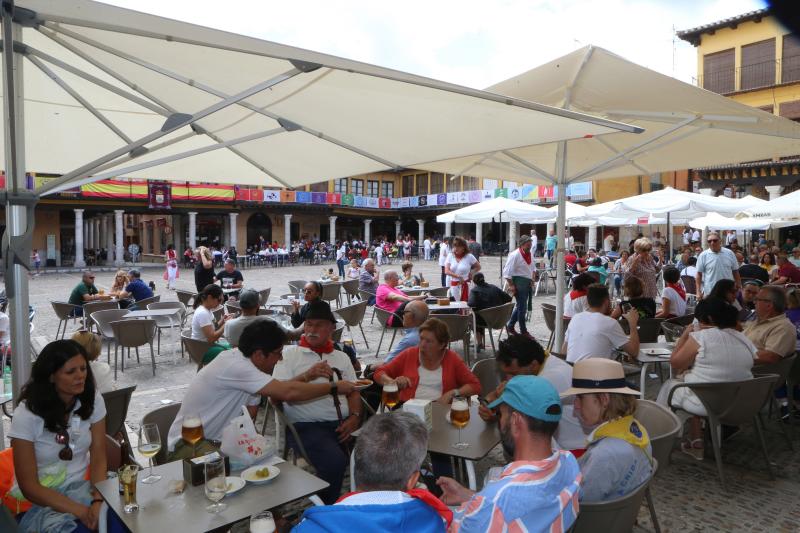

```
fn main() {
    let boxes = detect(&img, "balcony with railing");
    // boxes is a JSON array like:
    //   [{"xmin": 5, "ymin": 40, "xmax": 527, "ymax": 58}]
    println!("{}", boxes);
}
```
[{"xmin": 696, "ymin": 56, "xmax": 800, "ymax": 95}]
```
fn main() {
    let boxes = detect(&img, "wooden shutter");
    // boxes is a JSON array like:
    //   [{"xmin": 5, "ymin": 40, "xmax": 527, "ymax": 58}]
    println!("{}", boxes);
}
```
[
  {"xmin": 741, "ymin": 38, "xmax": 775, "ymax": 90},
  {"xmin": 782, "ymin": 34, "xmax": 800, "ymax": 83},
  {"xmin": 703, "ymin": 49, "xmax": 735, "ymax": 94},
  {"xmin": 779, "ymin": 100, "xmax": 800, "ymax": 120}
]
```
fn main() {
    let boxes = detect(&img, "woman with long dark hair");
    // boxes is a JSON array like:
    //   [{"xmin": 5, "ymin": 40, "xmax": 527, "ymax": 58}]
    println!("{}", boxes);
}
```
[
  {"xmin": 192, "ymin": 284, "xmax": 232, "ymax": 365},
  {"xmin": 9, "ymin": 340, "xmax": 110, "ymax": 532}
]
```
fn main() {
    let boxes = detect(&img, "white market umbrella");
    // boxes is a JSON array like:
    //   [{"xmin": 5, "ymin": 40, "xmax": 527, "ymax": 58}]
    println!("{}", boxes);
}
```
[
  {"xmin": 740, "ymin": 189, "xmax": 800, "ymax": 220},
  {"xmin": 690, "ymin": 211, "xmax": 794, "ymax": 231},
  {"xmin": 585, "ymin": 187, "xmax": 761, "ymax": 219},
  {"xmin": 1, "ymin": 1, "xmax": 641, "ymax": 398},
  {"xmin": 436, "ymin": 196, "xmax": 552, "ymax": 223}
]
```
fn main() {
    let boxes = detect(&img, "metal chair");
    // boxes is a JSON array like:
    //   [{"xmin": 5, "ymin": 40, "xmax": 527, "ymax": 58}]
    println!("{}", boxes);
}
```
[
  {"xmin": 428, "ymin": 287, "xmax": 448, "ymax": 298},
  {"xmin": 102, "ymin": 385, "xmax": 137, "ymax": 457},
  {"xmin": 373, "ymin": 307, "xmax": 400, "ymax": 358},
  {"xmin": 257, "ymin": 288, "xmax": 272, "ymax": 307},
  {"xmin": 476, "ymin": 302, "xmax": 515, "ymax": 356},
  {"xmin": 134, "ymin": 294, "xmax": 161, "ymax": 310},
  {"xmin": 541, "ymin": 303, "xmax": 569, "ymax": 351},
  {"xmin": 752, "ymin": 353, "xmax": 797, "ymax": 446},
  {"xmin": 181, "ymin": 329, "xmax": 213, "ymax": 371},
  {"xmin": 471, "ymin": 358, "xmax": 501, "ymax": 396},
  {"xmin": 358, "ymin": 289, "xmax": 377, "ymax": 323},
  {"xmin": 83, "ymin": 300, "xmax": 120, "ymax": 332},
  {"xmin": 666, "ymin": 374, "xmax": 780, "ymax": 490},
  {"xmin": 334, "ymin": 300, "xmax": 370, "ymax": 348},
  {"xmin": 681, "ymin": 275, "xmax": 697, "ymax": 296},
  {"xmin": 175, "ymin": 289, "xmax": 197, "ymax": 310},
  {"xmin": 321, "ymin": 282, "xmax": 343, "ymax": 308},
  {"xmin": 141, "ymin": 402, "xmax": 181, "ymax": 466},
  {"xmin": 91, "ymin": 309, "xmax": 131, "ymax": 363},
  {"xmin": 110, "ymin": 319, "xmax": 157, "ymax": 379},
  {"xmin": 433, "ymin": 313, "xmax": 472, "ymax": 365},
  {"xmin": 147, "ymin": 302, "xmax": 187, "ymax": 356},
  {"xmin": 288, "ymin": 280, "xmax": 307, "ymax": 294}
]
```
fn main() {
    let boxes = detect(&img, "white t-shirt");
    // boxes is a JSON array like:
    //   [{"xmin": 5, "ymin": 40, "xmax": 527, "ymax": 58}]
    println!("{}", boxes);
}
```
[
  {"xmin": 191, "ymin": 306, "xmax": 214, "ymax": 340},
  {"xmin": 696, "ymin": 248, "xmax": 738, "ymax": 294},
  {"xmin": 438, "ymin": 244, "xmax": 450, "ymax": 267},
  {"xmin": 272, "ymin": 345, "xmax": 356, "ymax": 423},
  {"xmin": 538, "ymin": 356, "xmax": 587, "ymax": 450},
  {"xmin": 565, "ymin": 311, "xmax": 630, "ymax": 363},
  {"xmin": 680, "ymin": 266, "xmax": 698, "ymax": 278},
  {"xmin": 336, "ymin": 246, "xmax": 346, "ymax": 261},
  {"xmin": 562, "ymin": 294, "xmax": 589, "ymax": 318},
  {"xmin": 682, "ymin": 231, "xmax": 691, "ymax": 245},
  {"xmin": 9, "ymin": 391, "xmax": 107, "ymax": 486},
  {"xmin": 91, "ymin": 361, "xmax": 115, "ymax": 393},
  {"xmin": 446, "ymin": 253, "xmax": 478, "ymax": 300},
  {"xmin": 691, "ymin": 230, "xmax": 700, "ymax": 242},
  {"xmin": 167, "ymin": 349, "xmax": 272, "ymax": 450},
  {"xmin": 661, "ymin": 287, "xmax": 687, "ymax": 317},
  {"xmin": 423, "ymin": 239, "xmax": 432, "ymax": 250},
  {"xmin": 415, "ymin": 365, "xmax": 443, "ymax": 400}
]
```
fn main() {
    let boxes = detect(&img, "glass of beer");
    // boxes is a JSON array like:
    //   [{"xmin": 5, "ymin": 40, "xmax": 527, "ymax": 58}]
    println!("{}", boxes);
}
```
[
  {"xmin": 118, "ymin": 465, "xmax": 139, "ymax": 513},
  {"xmin": 450, "ymin": 396, "xmax": 471, "ymax": 449},
  {"xmin": 181, "ymin": 414, "xmax": 204, "ymax": 457},
  {"xmin": 250, "ymin": 510, "xmax": 277, "ymax": 533},
  {"xmin": 138, "ymin": 423, "xmax": 162, "ymax": 484},
  {"xmin": 382, "ymin": 382, "xmax": 400, "ymax": 411},
  {"xmin": 98, "ymin": 288, "xmax": 105, "ymax": 295}
]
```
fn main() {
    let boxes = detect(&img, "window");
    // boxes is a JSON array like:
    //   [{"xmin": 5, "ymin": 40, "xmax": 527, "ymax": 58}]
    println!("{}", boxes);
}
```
[
  {"xmin": 783, "ymin": 34, "xmax": 800, "ymax": 84},
  {"xmin": 381, "ymin": 181, "xmax": 394, "ymax": 198},
  {"xmin": 462, "ymin": 176, "xmax": 479, "ymax": 191},
  {"xmin": 309, "ymin": 181, "xmax": 328, "ymax": 193},
  {"xmin": 401, "ymin": 175, "xmax": 414, "ymax": 197},
  {"xmin": 367, "ymin": 180, "xmax": 379, "ymax": 197},
  {"xmin": 334, "ymin": 178, "xmax": 348, "ymax": 194},
  {"xmin": 430, "ymin": 173, "xmax": 444, "ymax": 194},
  {"xmin": 415, "ymin": 173, "xmax": 428, "ymax": 196},
  {"xmin": 702, "ymin": 49, "xmax": 735, "ymax": 94},
  {"xmin": 649, "ymin": 174, "xmax": 663, "ymax": 192},
  {"xmin": 779, "ymin": 99, "xmax": 800, "ymax": 121},
  {"xmin": 741, "ymin": 38, "xmax": 775, "ymax": 91},
  {"xmin": 351, "ymin": 179, "xmax": 364, "ymax": 196}
]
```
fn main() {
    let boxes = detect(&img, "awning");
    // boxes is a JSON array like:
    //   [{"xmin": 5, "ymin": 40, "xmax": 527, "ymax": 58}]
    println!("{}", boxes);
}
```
[
  {"xmin": 436, "ymin": 196, "xmax": 552, "ymax": 223},
  {"xmin": 739, "ymin": 189, "xmax": 800, "ymax": 220}
]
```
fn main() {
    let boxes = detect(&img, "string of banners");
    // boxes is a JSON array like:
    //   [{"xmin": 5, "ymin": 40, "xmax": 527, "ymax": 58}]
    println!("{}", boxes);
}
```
[{"xmin": 263, "ymin": 182, "xmax": 592, "ymax": 208}]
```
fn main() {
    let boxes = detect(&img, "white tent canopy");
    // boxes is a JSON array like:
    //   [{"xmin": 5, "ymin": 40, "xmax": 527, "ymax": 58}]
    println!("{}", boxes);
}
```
[
  {"xmin": 690, "ymin": 211, "xmax": 794, "ymax": 231},
  {"xmin": 740, "ymin": 189, "xmax": 800, "ymax": 220},
  {"xmin": 544, "ymin": 201, "xmax": 586, "ymax": 223},
  {"xmin": 436, "ymin": 196, "xmax": 552, "ymax": 223}
]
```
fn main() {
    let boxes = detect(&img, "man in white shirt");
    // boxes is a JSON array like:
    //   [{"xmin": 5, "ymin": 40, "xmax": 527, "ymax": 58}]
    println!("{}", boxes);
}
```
[
  {"xmin": 530, "ymin": 229, "xmax": 538, "ymax": 257},
  {"xmin": 696, "ymin": 231, "xmax": 740, "ymax": 299},
  {"xmin": 503, "ymin": 235, "xmax": 536, "ymax": 336},
  {"xmin": 564, "ymin": 284, "xmax": 640, "ymax": 363},
  {"xmin": 273, "ymin": 301, "xmax": 362, "ymax": 504},
  {"xmin": 691, "ymin": 228, "xmax": 701, "ymax": 244},
  {"xmin": 438, "ymin": 237, "xmax": 451, "ymax": 287},
  {"xmin": 167, "ymin": 319, "xmax": 355, "ymax": 460},
  {"xmin": 423, "ymin": 236, "xmax": 432, "ymax": 261}
]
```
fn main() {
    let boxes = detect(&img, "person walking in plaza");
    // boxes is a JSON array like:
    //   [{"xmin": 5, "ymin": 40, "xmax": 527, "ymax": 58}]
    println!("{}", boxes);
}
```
[
  {"xmin": 336, "ymin": 241, "xmax": 347, "ymax": 278},
  {"xmin": 438, "ymin": 236, "xmax": 451, "ymax": 287},
  {"xmin": 444, "ymin": 237, "xmax": 480, "ymax": 302},
  {"xmin": 423, "ymin": 235, "xmax": 432, "ymax": 261},
  {"xmin": 625, "ymin": 237, "xmax": 661, "ymax": 299},
  {"xmin": 164, "ymin": 243, "xmax": 179, "ymax": 290},
  {"xmin": 696, "ymin": 231, "xmax": 740, "ymax": 299},
  {"xmin": 194, "ymin": 246, "xmax": 215, "ymax": 292},
  {"xmin": 545, "ymin": 228, "xmax": 557, "ymax": 266},
  {"xmin": 503, "ymin": 235, "xmax": 536, "ymax": 337}
]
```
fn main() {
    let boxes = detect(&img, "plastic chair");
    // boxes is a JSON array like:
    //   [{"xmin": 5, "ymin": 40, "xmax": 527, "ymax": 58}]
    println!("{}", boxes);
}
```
[
  {"xmin": 83, "ymin": 300, "xmax": 120, "ymax": 332},
  {"xmin": 91, "ymin": 308, "xmax": 131, "ymax": 363},
  {"xmin": 786, "ymin": 354, "xmax": 800, "ymax": 424},
  {"xmin": 51, "ymin": 301, "xmax": 83, "ymax": 339},
  {"xmin": 181, "ymin": 329, "xmax": 213, "ymax": 370},
  {"xmin": 666, "ymin": 375, "xmax": 780, "ymax": 490},
  {"xmin": 102, "ymin": 385, "xmax": 137, "ymax": 458},
  {"xmin": 665, "ymin": 313, "xmax": 694, "ymax": 327},
  {"xmin": 358, "ymin": 289, "xmax": 376, "ymax": 323},
  {"xmin": 428, "ymin": 287, "xmax": 448, "ymax": 298},
  {"xmin": 619, "ymin": 317, "xmax": 664, "ymax": 343},
  {"xmin": 570, "ymin": 462, "xmax": 657, "ymax": 533},
  {"xmin": 147, "ymin": 302, "xmax": 187, "ymax": 356},
  {"xmin": 332, "ymin": 325, "xmax": 344, "ymax": 343},
  {"xmin": 321, "ymin": 282, "xmax": 343, "ymax": 308},
  {"xmin": 257, "ymin": 288, "xmax": 271, "ymax": 307},
  {"xmin": 542, "ymin": 303, "xmax": 569, "ymax": 351},
  {"xmin": 373, "ymin": 307, "xmax": 400, "ymax": 358},
  {"xmin": 681, "ymin": 275, "xmax": 697, "ymax": 295},
  {"xmin": 434, "ymin": 313, "xmax": 472, "ymax": 365},
  {"xmin": 175, "ymin": 289, "xmax": 197, "ymax": 310},
  {"xmin": 752, "ymin": 353, "xmax": 797, "ymax": 447},
  {"xmin": 334, "ymin": 300, "xmax": 370, "ymax": 348},
  {"xmin": 141, "ymin": 402, "xmax": 181, "ymax": 465},
  {"xmin": 134, "ymin": 294, "xmax": 161, "ymax": 310},
  {"xmin": 471, "ymin": 358, "xmax": 501, "ymax": 396},
  {"xmin": 341, "ymin": 279, "xmax": 360, "ymax": 305},
  {"xmin": 476, "ymin": 302, "xmax": 515, "ymax": 356},
  {"xmin": 288, "ymin": 280, "xmax": 307, "ymax": 294},
  {"xmin": 110, "ymin": 319, "xmax": 157, "ymax": 379},
  {"xmin": 660, "ymin": 321, "xmax": 684, "ymax": 343},
  {"xmin": 225, "ymin": 300, "xmax": 242, "ymax": 316}
]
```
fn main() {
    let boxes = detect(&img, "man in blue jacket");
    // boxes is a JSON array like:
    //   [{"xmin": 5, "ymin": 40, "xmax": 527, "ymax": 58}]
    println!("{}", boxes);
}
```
[{"xmin": 292, "ymin": 412, "xmax": 450, "ymax": 532}]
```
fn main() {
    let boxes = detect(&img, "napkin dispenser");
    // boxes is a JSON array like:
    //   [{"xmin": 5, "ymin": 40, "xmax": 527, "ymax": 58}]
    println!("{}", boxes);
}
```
[
  {"xmin": 402, "ymin": 399, "xmax": 433, "ymax": 430},
  {"xmin": 182, "ymin": 452, "xmax": 231, "ymax": 486}
]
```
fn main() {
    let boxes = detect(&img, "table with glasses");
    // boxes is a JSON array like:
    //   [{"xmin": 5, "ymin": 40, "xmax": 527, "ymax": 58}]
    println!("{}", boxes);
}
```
[
  {"xmin": 636, "ymin": 342, "xmax": 674, "ymax": 397},
  {"xmin": 426, "ymin": 300, "xmax": 470, "ymax": 313},
  {"xmin": 96, "ymin": 459, "xmax": 328, "ymax": 533}
]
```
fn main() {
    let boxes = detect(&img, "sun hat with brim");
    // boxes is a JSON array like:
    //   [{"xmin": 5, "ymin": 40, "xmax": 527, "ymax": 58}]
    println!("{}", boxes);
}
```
[
  {"xmin": 560, "ymin": 358, "xmax": 640, "ymax": 397},
  {"xmin": 488, "ymin": 375, "xmax": 562, "ymax": 422}
]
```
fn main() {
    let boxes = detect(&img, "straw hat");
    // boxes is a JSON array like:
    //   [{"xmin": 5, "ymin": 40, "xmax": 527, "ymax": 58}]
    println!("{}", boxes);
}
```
[{"xmin": 560, "ymin": 358, "xmax": 640, "ymax": 397}]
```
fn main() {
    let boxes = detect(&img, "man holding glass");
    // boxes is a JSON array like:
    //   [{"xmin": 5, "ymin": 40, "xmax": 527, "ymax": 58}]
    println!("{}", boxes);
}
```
[
  {"xmin": 437, "ymin": 376, "xmax": 581, "ymax": 532},
  {"xmin": 166, "ymin": 319, "xmax": 356, "ymax": 461}
]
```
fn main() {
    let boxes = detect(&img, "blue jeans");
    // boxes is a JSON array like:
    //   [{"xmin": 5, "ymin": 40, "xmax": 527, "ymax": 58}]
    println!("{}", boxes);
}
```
[
  {"xmin": 337, "ymin": 259, "xmax": 346, "ymax": 277},
  {"xmin": 288, "ymin": 420, "xmax": 348, "ymax": 504},
  {"xmin": 508, "ymin": 280, "xmax": 531, "ymax": 333}
]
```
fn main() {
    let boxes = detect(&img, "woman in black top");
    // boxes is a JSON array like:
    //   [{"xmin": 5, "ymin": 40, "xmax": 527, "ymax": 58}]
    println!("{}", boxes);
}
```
[
  {"xmin": 468, "ymin": 272, "xmax": 512, "ymax": 350},
  {"xmin": 194, "ymin": 246, "xmax": 215, "ymax": 292}
]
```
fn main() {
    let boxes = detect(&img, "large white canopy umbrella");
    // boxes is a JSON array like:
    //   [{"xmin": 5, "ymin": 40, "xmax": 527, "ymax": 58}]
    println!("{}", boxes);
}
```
[
  {"xmin": 739, "ymin": 189, "xmax": 800, "ymax": 220},
  {"xmin": 418, "ymin": 45, "xmax": 800, "ymax": 347},
  {"xmin": 690, "ymin": 211, "xmax": 793, "ymax": 231},
  {"xmin": 0, "ymin": 2, "xmax": 639, "ymax": 397},
  {"xmin": 436, "ymin": 196, "xmax": 552, "ymax": 224}
]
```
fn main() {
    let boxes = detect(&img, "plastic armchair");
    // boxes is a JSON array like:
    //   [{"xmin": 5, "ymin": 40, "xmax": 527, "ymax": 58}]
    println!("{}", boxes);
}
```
[
  {"xmin": 373, "ymin": 307, "xmax": 400, "ymax": 358},
  {"xmin": 433, "ymin": 313, "xmax": 472, "ymax": 365},
  {"xmin": 341, "ymin": 279, "xmax": 360, "ymax": 305},
  {"xmin": 470, "ymin": 358, "xmax": 501, "ymax": 397},
  {"xmin": 110, "ymin": 319, "xmax": 158, "ymax": 379},
  {"xmin": 141, "ymin": 402, "xmax": 182, "ymax": 466},
  {"xmin": 147, "ymin": 302, "xmax": 187, "ymax": 356},
  {"xmin": 91, "ymin": 309, "xmax": 131, "ymax": 363},
  {"xmin": 83, "ymin": 300, "xmax": 120, "ymax": 332},
  {"xmin": 50, "ymin": 301, "xmax": 82, "ymax": 339},
  {"xmin": 334, "ymin": 300, "xmax": 369, "ymax": 348},
  {"xmin": 181, "ymin": 329, "xmax": 213, "ymax": 371},
  {"xmin": 476, "ymin": 302, "xmax": 515, "ymax": 355},
  {"xmin": 102, "ymin": 385, "xmax": 137, "ymax": 458}
]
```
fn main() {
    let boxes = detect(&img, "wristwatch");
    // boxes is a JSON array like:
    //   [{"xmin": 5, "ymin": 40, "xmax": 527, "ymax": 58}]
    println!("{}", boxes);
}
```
[
  {"xmin": 348, "ymin": 412, "xmax": 361, "ymax": 419},
  {"xmin": 329, "ymin": 382, "xmax": 338, "ymax": 395}
]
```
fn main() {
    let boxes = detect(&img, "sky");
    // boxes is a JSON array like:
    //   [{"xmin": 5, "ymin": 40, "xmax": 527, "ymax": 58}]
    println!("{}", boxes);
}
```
[{"xmin": 103, "ymin": 0, "xmax": 767, "ymax": 90}]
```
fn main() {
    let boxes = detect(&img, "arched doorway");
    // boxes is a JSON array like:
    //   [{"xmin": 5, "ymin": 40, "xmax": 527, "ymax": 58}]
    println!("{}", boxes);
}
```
[{"xmin": 247, "ymin": 212, "xmax": 272, "ymax": 249}]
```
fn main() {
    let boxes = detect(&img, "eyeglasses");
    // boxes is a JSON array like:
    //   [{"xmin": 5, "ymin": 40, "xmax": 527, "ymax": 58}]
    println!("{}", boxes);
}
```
[{"xmin": 55, "ymin": 429, "xmax": 73, "ymax": 461}]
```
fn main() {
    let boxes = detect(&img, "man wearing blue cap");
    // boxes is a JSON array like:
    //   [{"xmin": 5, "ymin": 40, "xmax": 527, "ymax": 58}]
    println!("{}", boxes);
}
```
[{"xmin": 437, "ymin": 376, "xmax": 581, "ymax": 532}]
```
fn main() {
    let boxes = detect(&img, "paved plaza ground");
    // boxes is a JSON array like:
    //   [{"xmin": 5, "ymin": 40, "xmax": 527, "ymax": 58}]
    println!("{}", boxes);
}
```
[{"xmin": 6, "ymin": 256, "xmax": 800, "ymax": 531}]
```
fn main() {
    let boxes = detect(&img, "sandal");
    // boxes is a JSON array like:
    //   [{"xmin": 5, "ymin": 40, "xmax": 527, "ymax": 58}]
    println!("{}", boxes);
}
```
[{"xmin": 680, "ymin": 438, "xmax": 704, "ymax": 461}]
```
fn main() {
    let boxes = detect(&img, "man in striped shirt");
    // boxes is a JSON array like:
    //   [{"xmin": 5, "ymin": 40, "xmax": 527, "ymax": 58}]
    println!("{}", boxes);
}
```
[{"xmin": 437, "ymin": 376, "xmax": 581, "ymax": 532}]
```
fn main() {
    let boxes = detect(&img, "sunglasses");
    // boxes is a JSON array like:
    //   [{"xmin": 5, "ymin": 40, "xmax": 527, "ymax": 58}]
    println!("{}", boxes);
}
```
[
  {"xmin": 55, "ymin": 429, "xmax": 73, "ymax": 461},
  {"xmin": 707, "ymin": 239, "xmax": 720, "ymax": 243}
]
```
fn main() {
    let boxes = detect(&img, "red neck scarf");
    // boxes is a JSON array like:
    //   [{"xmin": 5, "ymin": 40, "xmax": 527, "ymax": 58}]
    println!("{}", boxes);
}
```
[
  {"xmin": 519, "ymin": 247, "xmax": 532, "ymax": 264},
  {"xmin": 299, "ymin": 335, "xmax": 335, "ymax": 356},
  {"xmin": 570, "ymin": 289, "xmax": 587, "ymax": 301},
  {"xmin": 336, "ymin": 489, "xmax": 453, "ymax": 526},
  {"xmin": 667, "ymin": 282, "xmax": 686, "ymax": 301}
]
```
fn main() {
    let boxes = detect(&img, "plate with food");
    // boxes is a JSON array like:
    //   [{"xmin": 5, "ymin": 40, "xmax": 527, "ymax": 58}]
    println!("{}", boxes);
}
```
[
  {"xmin": 241, "ymin": 465, "xmax": 280, "ymax": 485},
  {"xmin": 354, "ymin": 379, "xmax": 373, "ymax": 390},
  {"xmin": 224, "ymin": 476, "xmax": 246, "ymax": 494},
  {"xmin": 642, "ymin": 348, "xmax": 672, "ymax": 358}
]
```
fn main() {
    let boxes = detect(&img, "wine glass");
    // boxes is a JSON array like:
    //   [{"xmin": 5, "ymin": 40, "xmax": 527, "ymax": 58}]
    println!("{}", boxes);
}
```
[
  {"xmin": 250, "ymin": 510, "xmax": 277, "ymax": 533},
  {"xmin": 138, "ymin": 423, "xmax": 162, "ymax": 484},
  {"xmin": 204, "ymin": 457, "xmax": 228, "ymax": 514},
  {"xmin": 450, "ymin": 396, "xmax": 470, "ymax": 450}
]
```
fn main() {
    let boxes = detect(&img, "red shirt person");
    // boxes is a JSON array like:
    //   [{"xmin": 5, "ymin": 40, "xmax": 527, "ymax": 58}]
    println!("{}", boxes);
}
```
[{"xmin": 773, "ymin": 254, "xmax": 800, "ymax": 284}]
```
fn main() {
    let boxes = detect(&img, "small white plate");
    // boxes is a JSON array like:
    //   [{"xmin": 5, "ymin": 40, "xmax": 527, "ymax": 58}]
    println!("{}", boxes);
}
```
[
  {"xmin": 643, "ymin": 348, "xmax": 672, "ymax": 358},
  {"xmin": 224, "ymin": 476, "xmax": 245, "ymax": 495},
  {"xmin": 241, "ymin": 465, "xmax": 280, "ymax": 484}
]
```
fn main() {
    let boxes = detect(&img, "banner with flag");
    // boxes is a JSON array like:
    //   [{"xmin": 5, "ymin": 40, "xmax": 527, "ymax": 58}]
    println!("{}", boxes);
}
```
[
  {"xmin": 148, "ymin": 181, "xmax": 172, "ymax": 209},
  {"xmin": 409, "ymin": 196, "xmax": 419, "ymax": 207},
  {"xmin": 280, "ymin": 190, "xmax": 296, "ymax": 203},
  {"xmin": 342, "ymin": 193, "xmax": 354, "ymax": 206},
  {"xmin": 418, "ymin": 195, "xmax": 428, "ymax": 207},
  {"xmin": 367, "ymin": 197, "xmax": 379, "ymax": 208},
  {"xmin": 327, "ymin": 193, "xmax": 341, "ymax": 205},
  {"xmin": 311, "ymin": 192, "xmax": 327, "ymax": 204},
  {"xmin": 379, "ymin": 197, "xmax": 391, "ymax": 209},
  {"xmin": 264, "ymin": 190, "xmax": 280, "ymax": 202},
  {"xmin": 295, "ymin": 191, "xmax": 311, "ymax": 203}
]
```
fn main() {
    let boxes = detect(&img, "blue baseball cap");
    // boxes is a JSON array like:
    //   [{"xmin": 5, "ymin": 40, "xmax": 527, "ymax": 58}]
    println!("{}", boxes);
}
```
[{"xmin": 488, "ymin": 375, "xmax": 562, "ymax": 422}]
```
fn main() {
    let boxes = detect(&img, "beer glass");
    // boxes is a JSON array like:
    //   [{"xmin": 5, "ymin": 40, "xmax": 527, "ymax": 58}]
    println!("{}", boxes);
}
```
[
  {"xmin": 382, "ymin": 382, "xmax": 400, "ymax": 410},
  {"xmin": 181, "ymin": 414, "xmax": 204, "ymax": 457},
  {"xmin": 138, "ymin": 423, "xmax": 162, "ymax": 484},
  {"xmin": 450, "ymin": 396, "xmax": 470, "ymax": 449},
  {"xmin": 118, "ymin": 465, "xmax": 139, "ymax": 513},
  {"xmin": 204, "ymin": 457, "xmax": 228, "ymax": 514},
  {"xmin": 250, "ymin": 510, "xmax": 277, "ymax": 533}
]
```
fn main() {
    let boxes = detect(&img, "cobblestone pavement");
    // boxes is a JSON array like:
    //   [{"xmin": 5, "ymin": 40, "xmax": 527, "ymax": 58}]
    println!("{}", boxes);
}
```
[{"xmin": 7, "ymin": 257, "xmax": 800, "ymax": 531}]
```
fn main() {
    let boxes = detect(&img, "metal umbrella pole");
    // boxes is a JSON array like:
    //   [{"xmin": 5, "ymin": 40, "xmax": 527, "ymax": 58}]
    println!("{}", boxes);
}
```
[
  {"xmin": 498, "ymin": 211, "xmax": 505, "ymax": 284},
  {"xmin": 554, "ymin": 141, "xmax": 568, "ymax": 350}
]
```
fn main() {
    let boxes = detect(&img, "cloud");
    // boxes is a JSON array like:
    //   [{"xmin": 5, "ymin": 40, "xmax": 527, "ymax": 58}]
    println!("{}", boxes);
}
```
[{"xmin": 102, "ymin": 0, "xmax": 766, "ymax": 88}]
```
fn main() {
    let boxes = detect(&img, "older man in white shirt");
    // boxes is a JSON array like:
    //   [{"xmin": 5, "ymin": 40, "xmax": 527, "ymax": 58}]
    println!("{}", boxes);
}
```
[{"xmin": 503, "ymin": 235, "xmax": 537, "ymax": 337}]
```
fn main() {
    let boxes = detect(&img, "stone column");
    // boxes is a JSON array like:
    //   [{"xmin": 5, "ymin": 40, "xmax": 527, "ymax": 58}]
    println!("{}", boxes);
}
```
[
  {"xmin": 508, "ymin": 221, "xmax": 518, "ymax": 251},
  {"xmin": 229, "ymin": 213, "xmax": 238, "ymax": 250},
  {"xmin": 114, "ymin": 210, "xmax": 125, "ymax": 266},
  {"xmin": 329, "ymin": 216, "xmax": 338, "ymax": 245},
  {"xmin": 364, "ymin": 219, "xmax": 372, "ymax": 244},
  {"xmin": 152, "ymin": 220, "xmax": 162, "ymax": 255},
  {"xmin": 765, "ymin": 185, "xmax": 783, "ymax": 200},
  {"xmin": 284, "ymin": 214, "xmax": 292, "ymax": 247},
  {"xmin": 445, "ymin": 222, "xmax": 452, "ymax": 237},
  {"xmin": 94, "ymin": 218, "xmax": 101, "ymax": 252},
  {"xmin": 83, "ymin": 220, "xmax": 90, "ymax": 250},
  {"xmin": 188, "ymin": 212, "xmax": 197, "ymax": 250},
  {"xmin": 475, "ymin": 222, "xmax": 483, "ymax": 245},
  {"xmin": 74, "ymin": 209, "xmax": 86, "ymax": 268},
  {"xmin": 395, "ymin": 220, "xmax": 402, "ymax": 239},
  {"xmin": 587, "ymin": 226, "xmax": 598, "ymax": 251},
  {"xmin": 699, "ymin": 188, "xmax": 715, "ymax": 248},
  {"xmin": 103, "ymin": 215, "xmax": 113, "ymax": 263},
  {"xmin": 417, "ymin": 219, "xmax": 425, "ymax": 252},
  {"xmin": 141, "ymin": 221, "xmax": 151, "ymax": 255},
  {"xmin": 172, "ymin": 214, "xmax": 183, "ymax": 251}
]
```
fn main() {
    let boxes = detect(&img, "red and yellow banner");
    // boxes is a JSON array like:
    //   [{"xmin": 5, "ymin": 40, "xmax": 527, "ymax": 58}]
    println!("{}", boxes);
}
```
[{"xmin": 81, "ymin": 179, "xmax": 148, "ymax": 198}]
